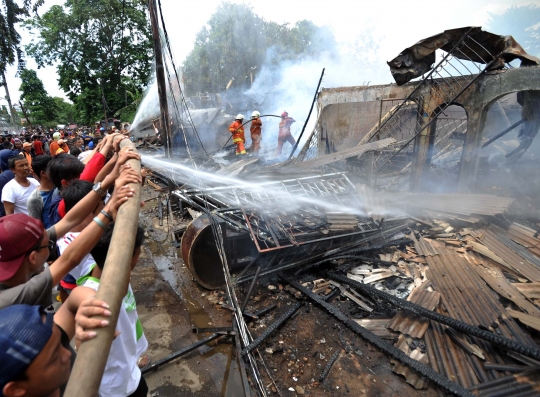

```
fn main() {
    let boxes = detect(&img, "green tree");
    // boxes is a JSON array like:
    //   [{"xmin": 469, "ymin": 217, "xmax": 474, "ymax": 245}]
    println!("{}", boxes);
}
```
[
  {"xmin": 25, "ymin": 0, "xmax": 152, "ymax": 124},
  {"xmin": 19, "ymin": 69, "xmax": 57, "ymax": 126},
  {"xmin": 486, "ymin": 5, "xmax": 540, "ymax": 57},
  {"xmin": 53, "ymin": 97, "xmax": 75, "ymax": 124},
  {"xmin": 182, "ymin": 2, "xmax": 336, "ymax": 95},
  {"xmin": 0, "ymin": 0, "xmax": 43, "ymax": 75}
]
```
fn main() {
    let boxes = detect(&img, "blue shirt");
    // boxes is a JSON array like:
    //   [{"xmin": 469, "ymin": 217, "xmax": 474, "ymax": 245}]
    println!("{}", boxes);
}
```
[
  {"xmin": 0, "ymin": 149, "xmax": 14, "ymax": 171},
  {"xmin": 0, "ymin": 170, "xmax": 15, "ymax": 217},
  {"xmin": 39, "ymin": 190, "xmax": 55, "ymax": 229}
]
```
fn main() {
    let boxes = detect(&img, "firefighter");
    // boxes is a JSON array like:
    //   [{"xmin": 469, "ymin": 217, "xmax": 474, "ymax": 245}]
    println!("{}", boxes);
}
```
[
  {"xmin": 250, "ymin": 111, "xmax": 262, "ymax": 153},
  {"xmin": 229, "ymin": 114, "xmax": 246, "ymax": 155},
  {"xmin": 276, "ymin": 111, "xmax": 296, "ymax": 156}
]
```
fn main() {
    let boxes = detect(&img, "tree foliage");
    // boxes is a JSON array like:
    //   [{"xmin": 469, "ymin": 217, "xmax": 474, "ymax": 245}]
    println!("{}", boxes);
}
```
[
  {"xmin": 25, "ymin": 0, "xmax": 153, "ymax": 124},
  {"xmin": 0, "ymin": 0, "xmax": 43, "ymax": 75},
  {"xmin": 486, "ymin": 5, "xmax": 540, "ymax": 57},
  {"xmin": 19, "ymin": 68, "xmax": 57, "ymax": 125},
  {"xmin": 182, "ymin": 2, "xmax": 336, "ymax": 95},
  {"xmin": 54, "ymin": 97, "xmax": 75, "ymax": 124}
]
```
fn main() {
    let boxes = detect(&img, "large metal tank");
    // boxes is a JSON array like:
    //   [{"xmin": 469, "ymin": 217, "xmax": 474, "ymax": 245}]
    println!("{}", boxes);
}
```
[{"xmin": 181, "ymin": 215, "xmax": 257, "ymax": 289}]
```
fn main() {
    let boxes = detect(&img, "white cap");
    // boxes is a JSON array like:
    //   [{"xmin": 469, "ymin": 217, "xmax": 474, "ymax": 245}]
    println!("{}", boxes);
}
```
[
  {"xmin": 251, "ymin": 111, "xmax": 260, "ymax": 119},
  {"xmin": 235, "ymin": 114, "xmax": 244, "ymax": 120}
]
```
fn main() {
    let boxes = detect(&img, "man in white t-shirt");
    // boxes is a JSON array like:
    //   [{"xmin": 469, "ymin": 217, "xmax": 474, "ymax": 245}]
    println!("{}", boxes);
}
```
[{"xmin": 2, "ymin": 156, "xmax": 39, "ymax": 215}]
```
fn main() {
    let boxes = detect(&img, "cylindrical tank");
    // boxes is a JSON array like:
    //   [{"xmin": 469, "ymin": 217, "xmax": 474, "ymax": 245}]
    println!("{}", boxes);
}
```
[{"xmin": 181, "ymin": 215, "xmax": 257, "ymax": 289}]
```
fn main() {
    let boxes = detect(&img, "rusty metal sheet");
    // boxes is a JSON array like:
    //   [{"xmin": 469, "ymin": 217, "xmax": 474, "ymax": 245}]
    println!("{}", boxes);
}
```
[
  {"xmin": 280, "ymin": 138, "xmax": 396, "ymax": 172},
  {"xmin": 388, "ymin": 27, "xmax": 540, "ymax": 85},
  {"xmin": 477, "ymin": 228, "xmax": 540, "ymax": 282},
  {"xmin": 468, "ymin": 368, "xmax": 540, "ymax": 397},
  {"xmin": 507, "ymin": 223, "xmax": 540, "ymax": 257},
  {"xmin": 391, "ymin": 335, "xmax": 429, "ymax": 389},
  {"xmin": 423, "ymin": 245, "xmax": 537, "ymax": 388},
  {"xmin": 514, "ymin": 283, "xmax": 540, "ymax": 300},
  {"xmin": 353, "ymin": 318, "xmax": 399, "ymax": 340},
  {"xmin": 414, "ymin": 236, "xmax": 441, "ymax": 257},
  {"xmin": 463, "ymin": 252, "xmax": 540, "ymax": 317},
  {"xmin": 388, "ymin": 288, "xmax": 441, "ymax": 338}
]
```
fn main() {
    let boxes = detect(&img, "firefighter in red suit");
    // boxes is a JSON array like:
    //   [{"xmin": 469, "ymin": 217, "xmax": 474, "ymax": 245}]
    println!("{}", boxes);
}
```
[
  {"xmin": 229, "ymin": 114, "xmax": 246, "ymax": 155},
  {"xmin": 250, "ymin": 111, "xmax": 262, "ymax": 153},
  {"xmin": 276, "ymin": 111, "xmax": 296, "ymax": 156}
]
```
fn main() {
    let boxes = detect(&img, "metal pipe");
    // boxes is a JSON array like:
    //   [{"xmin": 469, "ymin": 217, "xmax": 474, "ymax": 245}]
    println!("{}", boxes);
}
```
[
  {"xmin": 64, "ymin": 139, "xmax": 141, "ymax": 396},
  {"xmin": 241, "ymin": 265, "xmax": 262, "ymax": 312},
  {"xmin": 288, "ymin": 68, "xmax": 325, "ymax": 160},
  {"xmin": 481, "ymin": 119, "xmax": 525, "ymax": 149},
  {"xmin": 142, "ymin": 333, "xmax": 222, "ymax": 374}
]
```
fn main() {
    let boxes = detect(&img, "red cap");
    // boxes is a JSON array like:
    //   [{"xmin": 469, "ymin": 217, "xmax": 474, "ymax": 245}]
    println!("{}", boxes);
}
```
[
  {"xmin": 281, "ymin": 111, "xmax": 288, "ymax": 118},
  {"xmin": 0, "ymin": 214, "xmax": 44, "ymax": 281}
]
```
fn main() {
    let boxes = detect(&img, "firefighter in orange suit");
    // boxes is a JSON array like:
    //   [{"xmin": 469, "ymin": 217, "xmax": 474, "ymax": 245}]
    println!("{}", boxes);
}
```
[
  {"xmin": 229, "ymin": 114, "xmax": 246, "ymax": 155},
  {"xmin": 276, "ymin": 111, "xmax": 296, "ymax": 156},
  {"xmin": 250, "ymin": 111, "xmax": 262, "ymax": 153}
]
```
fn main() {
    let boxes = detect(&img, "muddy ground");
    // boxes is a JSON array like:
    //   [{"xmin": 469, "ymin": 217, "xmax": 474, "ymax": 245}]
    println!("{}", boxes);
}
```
[{"xmin": 132, "ymin": 184, "xmax": 441, "ymax": 397}]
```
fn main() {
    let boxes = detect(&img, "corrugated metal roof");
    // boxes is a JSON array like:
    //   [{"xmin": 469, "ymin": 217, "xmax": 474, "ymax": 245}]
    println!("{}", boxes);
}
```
[
  {"xmin": 506, "ymin": 223, "xmax": 540, "ymax": 257},
  {"xmin": 424, "ymin": 245, "xmax": 536, "ymax": 389},
  {"xmin": 478, "ymin": 228, "xmax": 540, "ymax": 282},
  {"xmin": 463, "ymin": 252, "xmax": 540, "ymax": 317},
  {"xmin": 514, "ymin": 282, "xmax": 540, "ymax": 300},
  {"xmin": 387, "ymin": 288, "xmax": 440, "ymax": 338},
  {"xmin": 391, "ymin": 335, "xmax": 430, "ymax": 389},
  {"xmin": 414, "ymin": 236, "xmax": 441, "ymax": 257},
  {"xmin": 468, "ymin": 368, "xmax": 540, "ymax": 397}
]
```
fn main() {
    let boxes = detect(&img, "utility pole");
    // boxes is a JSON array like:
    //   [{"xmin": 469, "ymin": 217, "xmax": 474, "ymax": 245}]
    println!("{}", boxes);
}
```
[
  {"xmin": 1, "ymin": 71, "xmax": 17, "ymax": 126},
  {"xmin": 148, "ymin": 0, "xmax": 172, "ymax": 158}
]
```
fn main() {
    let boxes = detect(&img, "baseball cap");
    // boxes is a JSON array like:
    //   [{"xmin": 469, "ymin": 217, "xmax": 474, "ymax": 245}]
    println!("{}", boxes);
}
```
[
  {"xmin": 57, "ymin": 139, "xmax": 65, "ymax": 145},
  {"xmin": 23, "ymin": 142, "xmax": 32, "ymax": 148},
  {"xmin": 100, "ymin": 127, "xmax": 105, "ymax": 131},
  {"xmin": 0, "ymin": 214, "xmax": 44, "ymax": 281},
  {"xmin": 0, "ymin": 305, "xmax": 54, "ymax": 390}
]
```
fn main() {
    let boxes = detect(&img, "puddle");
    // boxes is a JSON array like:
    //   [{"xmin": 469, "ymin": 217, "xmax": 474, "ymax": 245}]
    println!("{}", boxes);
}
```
[{"xmin": 149, "ymin": 237, "xmax": 243, "ymax": 396}]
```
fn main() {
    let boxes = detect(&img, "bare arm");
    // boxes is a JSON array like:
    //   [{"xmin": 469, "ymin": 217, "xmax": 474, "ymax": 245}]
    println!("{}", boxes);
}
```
[
  {"xmin": 52, "ymin": 151, "xmax": 141, "ymax": 237},
  {"xmin": 54, "ymin": 286, "xmax": 96, "ymax": 340},
  {"xmin": 49, "ymin": 181, "xmax": 135, "ymax": 285},
  {"xmin": 93, "ymin": 153, "xmax": 117, "ymax": 183},
  {"xmin": 3, "ymin": 201, "xmax": 14, "ymax": 215}
]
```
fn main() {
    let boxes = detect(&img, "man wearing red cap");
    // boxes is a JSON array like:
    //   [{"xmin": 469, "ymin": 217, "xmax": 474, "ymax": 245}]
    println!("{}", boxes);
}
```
[
  {"xmin": 0, "ymin": 162, "xmax": 141, "ymax": 309},
  {"xmin": 276, "ymin": 111, "xmax": 296, "ymax": 156}
]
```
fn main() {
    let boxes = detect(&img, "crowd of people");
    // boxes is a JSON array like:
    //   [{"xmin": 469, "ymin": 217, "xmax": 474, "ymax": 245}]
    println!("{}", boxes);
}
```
[{"xmin": 0, "ymin": 126, "xmax": 151, "ymax": 397}]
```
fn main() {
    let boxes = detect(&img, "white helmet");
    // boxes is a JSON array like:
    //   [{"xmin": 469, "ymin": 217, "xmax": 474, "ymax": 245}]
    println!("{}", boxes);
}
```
[
  {"xmin": 235, "ymin": 114, "xmax": 244, "ymax": 120},
  {"xmin": 251, "ymin": 111, "xmax": 260, "ymax": 119},
  {"xmin": 53, "ymin": 132, "xmax": 61, "ymax": 140}
]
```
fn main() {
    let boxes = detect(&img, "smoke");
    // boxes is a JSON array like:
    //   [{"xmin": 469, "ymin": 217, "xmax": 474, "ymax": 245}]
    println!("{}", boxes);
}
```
[{"xmin": 241, "ymin": 33, "xmax": 390, "ymax": 158}]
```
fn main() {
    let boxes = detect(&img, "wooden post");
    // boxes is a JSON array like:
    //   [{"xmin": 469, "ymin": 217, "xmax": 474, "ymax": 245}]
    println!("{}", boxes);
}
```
[
  {"xmin": 148, "ymin": 0, "xmax": 172, "ymax": 159},
  {"xmin": 63, "ymin": 139, "xmax": 141, "ymax": 397}
]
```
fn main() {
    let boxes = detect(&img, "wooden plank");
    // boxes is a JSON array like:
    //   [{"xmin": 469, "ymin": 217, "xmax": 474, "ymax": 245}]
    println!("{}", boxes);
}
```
[{"xmin": 280, "ymin": 138, "xmax": 396, "ymax": 172}]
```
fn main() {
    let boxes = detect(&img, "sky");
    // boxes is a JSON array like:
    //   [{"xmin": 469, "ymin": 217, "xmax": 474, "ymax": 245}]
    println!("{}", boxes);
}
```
[{"xmin": 1, "ymin": 0, "xmax": 538, "ymax": 107}]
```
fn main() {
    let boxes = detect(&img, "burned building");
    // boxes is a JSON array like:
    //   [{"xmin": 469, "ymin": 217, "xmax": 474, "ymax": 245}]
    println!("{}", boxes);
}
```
[{"xmin": 138, "ymin": 27, "xmax": 540, "ymax": 397}]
